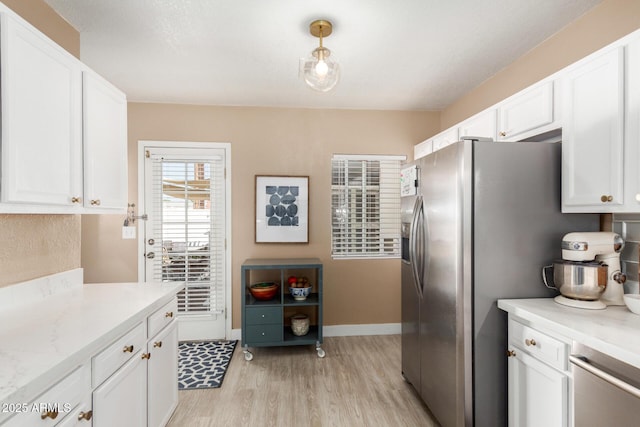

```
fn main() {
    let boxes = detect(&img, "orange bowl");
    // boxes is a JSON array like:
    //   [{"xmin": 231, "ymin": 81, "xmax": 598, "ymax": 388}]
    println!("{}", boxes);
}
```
[{"xmin": 249, "ymin": 282, "xmax": 279, "ymax": 300}]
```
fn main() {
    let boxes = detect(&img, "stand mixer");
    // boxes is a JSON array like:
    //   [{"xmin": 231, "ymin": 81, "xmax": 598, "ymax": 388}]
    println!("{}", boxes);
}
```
[{"xmin": 559, "ymin": 232, "xmax": 626, "ymax": 308}]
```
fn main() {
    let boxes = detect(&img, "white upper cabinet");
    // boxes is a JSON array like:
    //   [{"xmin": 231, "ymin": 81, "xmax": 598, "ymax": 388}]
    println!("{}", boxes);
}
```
[
  {"xmin": 561, "ymin": 47, "xmax": 625, "ymax": 212},
  {"xmin": 83, "ymin": 70, "xmax": 128, "ymax": 211},
  {"xmin": 432, "ymin": 127, "xmax": 459, "ymax": 151},
  {"xmin": 458, "ymin": 109, "xmax": 497, "ymax": 140},
  {"xmin": 0, "ymin": 8, "xmax": 128, "ymax": 214},
  {"xmin": 0, "ymin": 13, "xmax": 83, "ymax": 208},
  {"xmin": 414, "ymin": 139, "xmax": 433, "ymax": 160},
  {"xmin": 627, "ymin": 33, "xmax": 640, "ymax": 211},
  {"xmin": 497, "ymin": 80, "xmax": 557, "ymax": 141}
]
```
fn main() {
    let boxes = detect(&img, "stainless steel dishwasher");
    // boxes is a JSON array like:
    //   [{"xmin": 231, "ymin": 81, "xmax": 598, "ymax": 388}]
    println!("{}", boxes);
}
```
[{"xmin": 570, "ymin": 342, "xmax": 640, "ymax": 426}]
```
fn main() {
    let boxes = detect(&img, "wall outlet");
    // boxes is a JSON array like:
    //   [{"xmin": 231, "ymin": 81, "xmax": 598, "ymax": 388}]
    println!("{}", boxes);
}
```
[{"xmin": 122, "ymin": 226, "xmax": 136, "ymax": 240}]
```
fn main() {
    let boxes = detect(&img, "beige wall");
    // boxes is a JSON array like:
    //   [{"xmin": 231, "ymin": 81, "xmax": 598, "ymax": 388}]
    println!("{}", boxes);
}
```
[
  {"xmin": 441, "ymin": 0, "xmax": 640, "ymax": 129},
  {"xmin": 0, "ymin": 0, "xmax": 81, "ymax": 288},
  {"xmin": 80, "ymin": 103, "xmax": 438, "ymax": 328}
]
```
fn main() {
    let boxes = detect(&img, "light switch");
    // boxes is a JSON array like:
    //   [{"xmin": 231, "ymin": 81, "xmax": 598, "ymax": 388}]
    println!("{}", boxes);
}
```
[{"xmin": 122, "ymin": 226, "xmax": 136, "ymax": 240}]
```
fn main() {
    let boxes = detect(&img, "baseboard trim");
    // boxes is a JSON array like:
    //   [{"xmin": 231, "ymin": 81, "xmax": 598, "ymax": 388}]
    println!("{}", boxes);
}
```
[{"xmin": 230, "ymin": 323, "xmax": 400, "ymax": 341}]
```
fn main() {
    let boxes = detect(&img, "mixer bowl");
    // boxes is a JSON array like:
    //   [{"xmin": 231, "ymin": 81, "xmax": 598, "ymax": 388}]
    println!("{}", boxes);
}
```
[{"xmin": 551, "ymin": 260, "xmax": 608, "ymax": 301}]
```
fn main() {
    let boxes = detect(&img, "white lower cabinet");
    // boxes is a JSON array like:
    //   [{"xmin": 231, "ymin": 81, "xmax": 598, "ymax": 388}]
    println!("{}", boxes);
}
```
[
  {"xmin": 56, "ymin": 397, "xmax": 94, "ymax": 427},
  {"xmin": 93, "ymin": 351, "xmax": 147, "ymax": 427},
  {"xmin": 507, "ymin": 317, "xmax": 570, "ymax": 427},
  {"xmin": 4, "ymin": 299, "xmax": 181, "ymax": 427},
  {"xmin": 148, "ymin": 322, "xmax": 178, "ymax": 427},
  {"xmin": 3, "ymin": 365, "xmax": 91, "ymax": 427},
  {"xmin": 90, "ymin": 300, "xmax": 179, "ymax": 427}
]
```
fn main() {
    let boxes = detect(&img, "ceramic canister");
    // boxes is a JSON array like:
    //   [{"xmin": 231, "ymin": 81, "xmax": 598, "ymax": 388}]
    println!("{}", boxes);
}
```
[{"xmin": 291, "ymin": 313, "xmax": 310, "ymax": 336}]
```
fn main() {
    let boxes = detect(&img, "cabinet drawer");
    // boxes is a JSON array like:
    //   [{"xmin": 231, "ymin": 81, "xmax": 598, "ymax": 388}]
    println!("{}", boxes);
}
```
[
  {"xmin": 509, "ymin": 318, "xmax": 568, "ymax": 370},
  {"xmin": 245, "ymin": 324, "xmax": 283, "ymax": 343},
  {"xmin": 148, "ymin": 298, "xmax": 178, "ymax": 338},
  {"xmin": 245, "ymin": 307, "xmax": 282, "ymax": 325},
  {"xmin": 3, "ymin": 364, "xmax": 90, "ymax": 427},
  {"xmin": 92, "ymin": 322, "xmax": 145, "ymax": 387}
]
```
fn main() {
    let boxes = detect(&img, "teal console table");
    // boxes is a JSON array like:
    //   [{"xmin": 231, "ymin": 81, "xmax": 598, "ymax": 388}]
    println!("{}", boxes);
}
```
[{"xmin": 240, "ymin": 258, "xmax": 324, "ymax": 360}]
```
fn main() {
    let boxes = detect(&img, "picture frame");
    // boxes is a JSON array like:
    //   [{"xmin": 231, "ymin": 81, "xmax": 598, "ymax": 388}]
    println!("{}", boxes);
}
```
[{"xmin": 255, "ymin": 175, "xmax": 309, "ymax": 243}]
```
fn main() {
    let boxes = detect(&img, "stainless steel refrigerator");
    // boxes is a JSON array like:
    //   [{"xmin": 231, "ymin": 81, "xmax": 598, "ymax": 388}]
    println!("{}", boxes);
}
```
[{"xmin": 400, "ymin": 139, "xmax": 599, "ymax": 427}]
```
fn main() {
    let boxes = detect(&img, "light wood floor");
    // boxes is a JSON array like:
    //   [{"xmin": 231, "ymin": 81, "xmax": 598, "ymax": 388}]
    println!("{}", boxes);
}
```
[{"xmin": 167, "ymin": 335, "xmax": 439, "ymax": 427}]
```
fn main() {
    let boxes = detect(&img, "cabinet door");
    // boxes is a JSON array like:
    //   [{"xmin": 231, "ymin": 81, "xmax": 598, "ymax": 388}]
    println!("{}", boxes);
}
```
[
  {"xmin": 83, "ymin": 70, "xmax": 128, "ymax": 211},
  {"xmin": 561, "ymin": 47, "xmax": 624, "ymax": 212},
  {"xmin": 147, "ymin": 322, "xmax": 178, "ymax": 427},
  {"xmin": 627, "ymin": 35, "xmax": 640, "ymax": 210},
  {"xmin": 459, "ymin": 109, "xmax": 497, "ymax": 140},
  {"xmin": 93, "ymin": 351, "xmax": 147, "ymax": 427},
  {"xmin": 508, "ymin": 350, "xmax": 568, "ymax": 427},
  {"xmin": 0, "ymin": 13, "xmax": 83, "ymax": 206},
  {"xmin": 497, "ymin": 81, "xmax": 555, "ymax": 141},
  {"xmin": 432, "ymin": 127, "xmax": 459, "ymax": 151},
  {"xmin": 414, "ymin": 139, "xmax": 433, "ymax": 160}
]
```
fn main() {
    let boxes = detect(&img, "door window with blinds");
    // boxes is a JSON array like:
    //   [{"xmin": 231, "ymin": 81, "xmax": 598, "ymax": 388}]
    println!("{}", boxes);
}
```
[
  {"xmin": 331, "ymin": 154, "xmax": 405, "ymax": 259},
  {"xmin": 145, "ymin": 150, "xmax": 226, "ymax": 322}
]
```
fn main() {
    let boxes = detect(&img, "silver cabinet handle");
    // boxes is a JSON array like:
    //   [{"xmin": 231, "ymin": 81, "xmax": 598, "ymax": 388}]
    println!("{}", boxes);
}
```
[{"xmin": 570, "ymin": 354, "xmax": 640, "ymax": 399}]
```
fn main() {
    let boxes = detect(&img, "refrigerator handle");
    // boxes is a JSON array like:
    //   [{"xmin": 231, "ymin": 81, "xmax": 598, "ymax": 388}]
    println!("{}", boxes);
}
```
[
  {"xmin": 410, "ymin": 196, "xmax": 424, "ymax": 298},
  {"xmin": 416, "ymin": 198, "xmax": 426, "ymax": 295}
]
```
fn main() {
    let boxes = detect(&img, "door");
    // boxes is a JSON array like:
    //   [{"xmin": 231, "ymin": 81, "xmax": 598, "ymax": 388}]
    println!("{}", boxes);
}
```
[
  {"xmin": 1, "ymin": 13, "xmax": 83, "ymax": 207},
  {"xmin": 147, "ymin": 321, "xmax": 178, "ymax": 427},
  {"xmin": 140, "ymin": 142, "xmax": 230, "ymax": 341},
  {"xmin": 82, "ymin": 69, "xmax": 128, "ymax": 210},
  {"xmin": 419, "ymin": 142, "xmax": 465, "ymax": 427},
  {"xmin": 561, "ymin": 47, "xmax": 624, "ymax": 211},
  {"xmin": 401, "ymin": 194, "xmax": 423, "ymax": 391},
  {"xmin": 93, "ymin": 352, "xmax": 147, "ymax": 427},
  {"xmin": 508, "ymin": 350, "xmax": 568, "ymax": 427}
]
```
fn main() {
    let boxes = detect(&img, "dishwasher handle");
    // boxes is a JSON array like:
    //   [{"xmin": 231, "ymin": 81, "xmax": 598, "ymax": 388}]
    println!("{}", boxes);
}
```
[{"xmin": 570, "ymin": 354, "xmax": 640, "ymax": 399}]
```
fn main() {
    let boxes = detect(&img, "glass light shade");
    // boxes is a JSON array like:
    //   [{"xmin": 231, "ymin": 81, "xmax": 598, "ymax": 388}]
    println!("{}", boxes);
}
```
[{"xmin": 302, "ymin": 47, "xmax": 340, "ymax": 92}]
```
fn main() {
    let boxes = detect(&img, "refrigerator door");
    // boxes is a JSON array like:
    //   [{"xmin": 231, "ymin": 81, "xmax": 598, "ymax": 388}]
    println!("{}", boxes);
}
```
[
  {"xmin": 419, "ymin": 142, "xmax": 468, "ymax": 427},
  {"xmin": 401, "ymin": 194, "xmax": 422, "ymax": 390}
]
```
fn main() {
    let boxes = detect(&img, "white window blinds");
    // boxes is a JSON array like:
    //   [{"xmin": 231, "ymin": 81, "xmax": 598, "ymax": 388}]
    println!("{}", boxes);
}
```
[
  {"xmin": 148, "ymin": 154, "xmax": 226, "ymax": 315},
  {"xmin": 331, "ymin": 154, "xmax": 405, "ymax": 259}
]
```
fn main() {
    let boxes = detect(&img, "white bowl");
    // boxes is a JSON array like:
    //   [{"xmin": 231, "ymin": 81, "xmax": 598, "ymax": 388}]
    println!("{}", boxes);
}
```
[
  {"xmin": 289, "ymin": 286, "xmax": 312, "ymax": 301},
  {"xmin": 623, "ymin": 294, "xmax": 640, "ymax": 315}
]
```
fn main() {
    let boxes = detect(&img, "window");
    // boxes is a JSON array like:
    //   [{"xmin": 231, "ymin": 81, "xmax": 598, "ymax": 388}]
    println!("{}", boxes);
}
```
[
  {"xmin": 146, "ymin": 150, "xmax": 226, "ymax": 317},
  {"xmin": 331, "ymin": 154, "xmax": 405, "ymax": 259}
]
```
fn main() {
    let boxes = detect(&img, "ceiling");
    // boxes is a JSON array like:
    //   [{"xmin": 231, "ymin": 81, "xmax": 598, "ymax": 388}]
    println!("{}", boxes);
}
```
[{"xmin": 44, "ymin": 0, "xmax": 602, "ymax": 111}]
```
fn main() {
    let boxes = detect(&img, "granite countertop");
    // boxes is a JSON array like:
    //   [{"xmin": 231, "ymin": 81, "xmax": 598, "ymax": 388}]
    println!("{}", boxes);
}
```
[
  {"xmin": 498, "ymin": 298, "xmax": 640, "ymax": 369},
  {"xmin": 0, "ymin": 270, "xmax": 184, "ymax": 423}
]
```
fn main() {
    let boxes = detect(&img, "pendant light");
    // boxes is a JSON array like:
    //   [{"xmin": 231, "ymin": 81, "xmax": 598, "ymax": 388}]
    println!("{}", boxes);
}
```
[{"xmin": 301, "ymin": 20, "xmax": 340, "ymax": 92}]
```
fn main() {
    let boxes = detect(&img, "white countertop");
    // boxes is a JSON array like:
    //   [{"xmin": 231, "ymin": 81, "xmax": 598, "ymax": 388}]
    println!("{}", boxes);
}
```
[
  {"xmin": 498, "ymin": 298, "xmax": 640, "ymax": 369},
  {"xmin": 0, "ymin": 270, "xmax": 184, "ymax": 422}
]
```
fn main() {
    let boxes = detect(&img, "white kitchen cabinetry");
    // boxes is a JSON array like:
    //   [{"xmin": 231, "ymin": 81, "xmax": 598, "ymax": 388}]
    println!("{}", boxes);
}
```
[
  {"xmin": 93, "ymin": 350, "xmax": 148, "ymax": 427},
  {"xmin": 507, "ymin": 318, "xmax": 570, "ymax": 427},
  {"xmin": 497, "ymin": 80, "xmax": 557, "ymax": 142},
  {"xmin": 83, "ymin": 70, "xmax": 128, "ymax": 211},
  {"xmin": 458, "ymin": 109, "xmax": 497, "ymax": 140},
  {"xmin": 147, "ymin": 321, "xmax": 178, "ymax": 427},
  {"xmin": 90, "ymin": 300, "xmax": 178, "ymax": 427},
  {"xmin": 561, "ymin": 47, "xmax": 625, "ymax": 212},
  {"xmin": 432, "ymin": 127, "xmax": 459, "ymax": 152},
  {"xmin": 0, "ymin": 12, "xmax": 83, "ymax": 208},
  {"xmin": 0, "ymin": 8, "xmax": 128, "ymax": 214},
  {"xmin": 3, "ymin": 365, "xmax": 91, "ymax": 427},
  {"xmin": 414, "ymin": 139, "xmax": 433, "ymax": 160},
  {"xmin": 626, "ymin": 34, "xmax": 640, "ymax": 211}
]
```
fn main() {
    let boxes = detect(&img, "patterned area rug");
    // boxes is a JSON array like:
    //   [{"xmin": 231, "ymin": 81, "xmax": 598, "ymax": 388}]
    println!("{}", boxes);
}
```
[{"xmin": 178, "ymin": 340, "xmax": 237, "ymax": 390}]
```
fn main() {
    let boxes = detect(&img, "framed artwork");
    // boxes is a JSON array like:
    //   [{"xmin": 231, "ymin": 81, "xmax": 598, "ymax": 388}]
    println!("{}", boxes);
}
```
[{"xmin": 255, "ymin": 175, "xmax": 309, "ymax": 243}]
